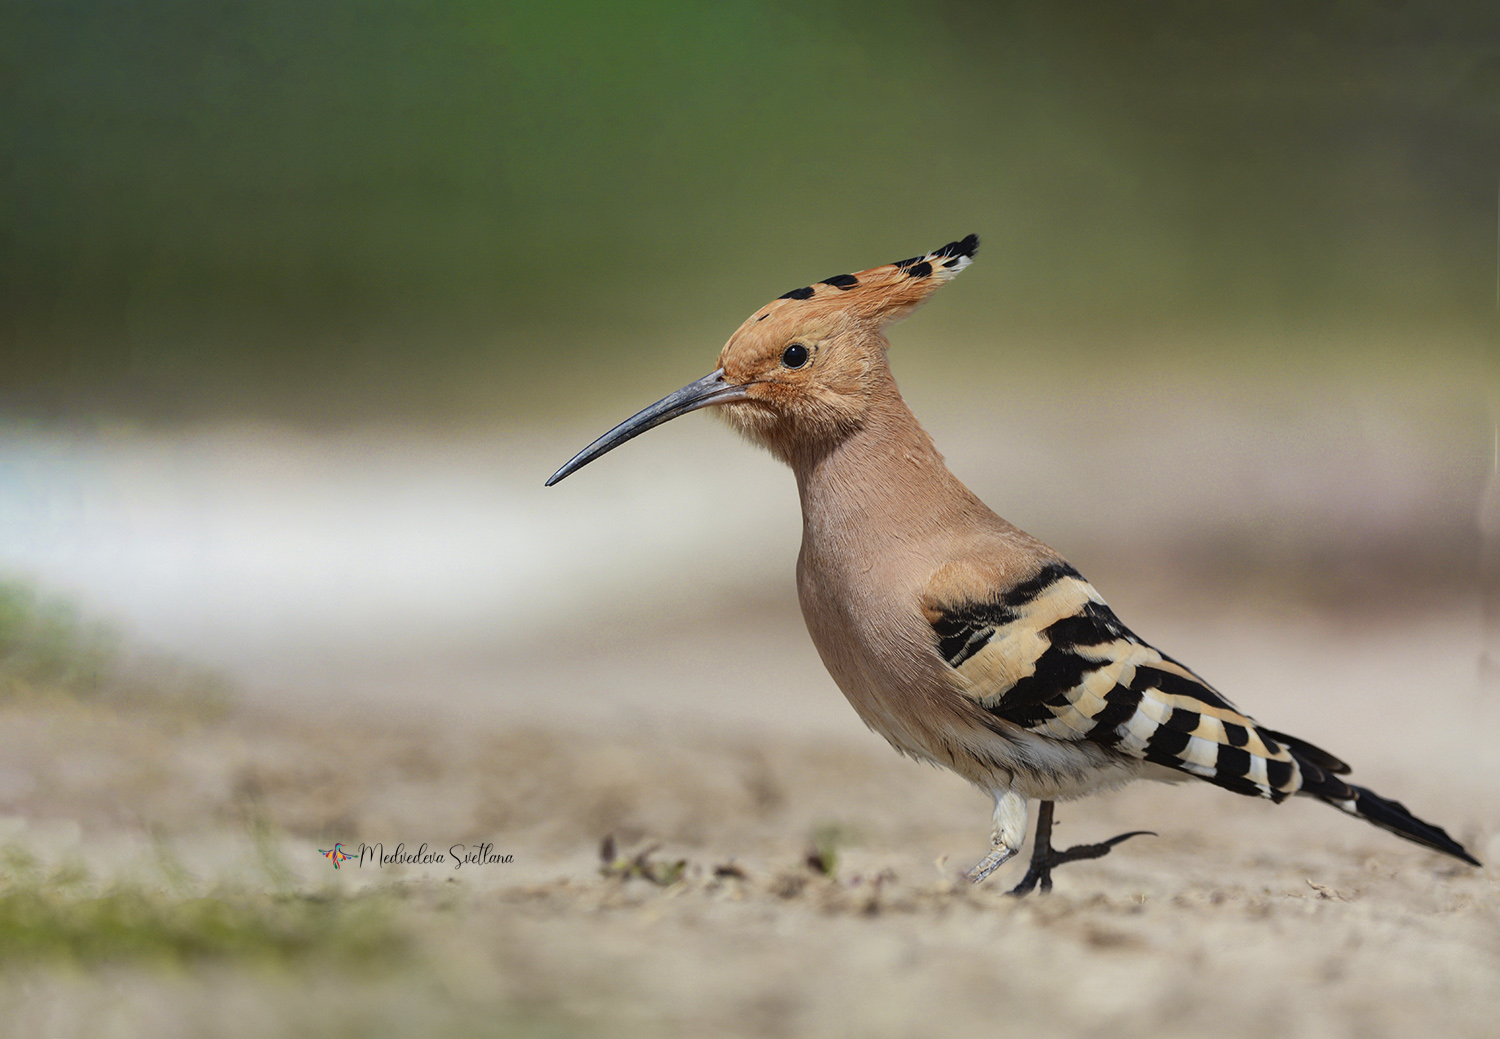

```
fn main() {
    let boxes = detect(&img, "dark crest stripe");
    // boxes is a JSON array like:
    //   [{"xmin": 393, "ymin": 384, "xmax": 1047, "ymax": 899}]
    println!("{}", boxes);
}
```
[{"xmin": 934, "ymin": 234, "xmax": 979, "ymax": 260}]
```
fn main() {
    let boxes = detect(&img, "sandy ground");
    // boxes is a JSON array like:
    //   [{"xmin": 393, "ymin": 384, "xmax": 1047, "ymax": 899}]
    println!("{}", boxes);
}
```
[
  {"xmin": 1, "ymin": 602, "xmax": 1497, "ymax": 1037},
  {"xmin": 1, "ymin": 367, "xmax": 1498, "ymax": 1036}
]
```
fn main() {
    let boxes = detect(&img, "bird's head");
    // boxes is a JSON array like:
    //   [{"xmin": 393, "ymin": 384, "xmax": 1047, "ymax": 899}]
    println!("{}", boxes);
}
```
[{"xmin": 546, "ymin": 234, "xmax": 978, "ymax": 484}]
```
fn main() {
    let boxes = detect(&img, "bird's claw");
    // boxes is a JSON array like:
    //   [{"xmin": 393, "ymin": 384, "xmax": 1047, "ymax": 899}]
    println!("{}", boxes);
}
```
[
  {"xmin": 966, "ymin": 844, "xmax": 1016, "ymax": 884},
  {"xmin": 1007, "ymin": 829, "xmax": 1157, "ymax": 896}
]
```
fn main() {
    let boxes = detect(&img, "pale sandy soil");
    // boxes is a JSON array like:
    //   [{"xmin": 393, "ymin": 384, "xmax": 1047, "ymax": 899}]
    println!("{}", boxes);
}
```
[{"xmin": 0, "ymin": 602, "xmax": 1496, "ymax": 1038}]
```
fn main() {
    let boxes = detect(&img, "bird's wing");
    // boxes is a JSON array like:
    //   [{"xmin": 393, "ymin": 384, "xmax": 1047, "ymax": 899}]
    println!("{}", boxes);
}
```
[{"xmin": 923, "ymin": 561, "xmax": 1336, "ymax": 802}]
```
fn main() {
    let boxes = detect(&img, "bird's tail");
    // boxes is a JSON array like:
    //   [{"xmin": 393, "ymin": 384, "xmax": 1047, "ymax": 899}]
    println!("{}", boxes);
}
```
[{"xmin": 1291, "ymin": 753, "xmax": 1479, "ymax": 866}]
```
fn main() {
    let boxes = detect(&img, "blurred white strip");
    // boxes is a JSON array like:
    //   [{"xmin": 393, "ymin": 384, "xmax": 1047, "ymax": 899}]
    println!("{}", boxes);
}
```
[
  {"xmin": 0, "ymin": 419, "xmax": 796, "ymax": 679},
  {"xmin": 0, "ymin": 376, "xmax": 1481, "ymax": 699}
]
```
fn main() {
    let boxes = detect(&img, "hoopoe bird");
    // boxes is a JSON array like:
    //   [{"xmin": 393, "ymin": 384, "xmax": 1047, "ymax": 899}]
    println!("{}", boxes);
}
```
[{"xmin": 546, "ymin": 235, "xmax": 1479, "ymax": 894}]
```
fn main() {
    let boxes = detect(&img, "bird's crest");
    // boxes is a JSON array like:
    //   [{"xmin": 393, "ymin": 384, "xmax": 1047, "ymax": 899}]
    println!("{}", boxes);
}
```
[
  {"xmin": 546, "ymin": 234, "xmax": 984, "ymax": 483},
  {"xmin": 744, "ymin": 234, "xmax": 979, "ymax": 331}
]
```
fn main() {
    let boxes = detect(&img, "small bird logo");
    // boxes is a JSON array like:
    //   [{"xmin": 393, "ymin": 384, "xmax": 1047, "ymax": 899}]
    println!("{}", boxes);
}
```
[{"xmin": 319, "ymin": 843, "xmax": 354, "ymax": 869}]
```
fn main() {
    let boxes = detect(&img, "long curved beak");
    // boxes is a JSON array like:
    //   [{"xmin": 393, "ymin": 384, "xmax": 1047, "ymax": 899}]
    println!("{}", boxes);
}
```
[{"xmin": 545, "ymin": 368, "xmax": 750, "ymax": 486}]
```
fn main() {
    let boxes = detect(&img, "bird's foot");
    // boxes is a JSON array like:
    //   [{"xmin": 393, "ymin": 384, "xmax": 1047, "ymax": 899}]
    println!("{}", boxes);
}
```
[
  {"xmin": 1007, "ymin": 830, "xmax": 1156, "ymax": 897},
  {"xmin": 966, "ymin": 844, "xmax": 1017, "ymax": 884}
]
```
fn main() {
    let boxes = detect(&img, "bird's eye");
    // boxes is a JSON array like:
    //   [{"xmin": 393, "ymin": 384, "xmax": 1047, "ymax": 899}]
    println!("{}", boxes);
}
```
[{"xmin": 781, "ymin": 343, "xmax": 810, "ymax": 369}]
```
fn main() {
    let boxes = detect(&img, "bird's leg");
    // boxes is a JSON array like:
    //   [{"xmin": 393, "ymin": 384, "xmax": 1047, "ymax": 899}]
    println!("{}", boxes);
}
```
[
  {"xmin": 968, "ymin": 790, "xmax": 1027, "ymax": 883},
  {"xmin": 1007, "ymin": 801, "xmax": 1156, "ymax": 896}
]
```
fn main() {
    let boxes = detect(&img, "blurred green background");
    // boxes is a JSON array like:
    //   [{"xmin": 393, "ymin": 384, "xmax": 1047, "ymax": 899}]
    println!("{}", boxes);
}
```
[{"xmin": 3, "ymin": 0, "xmax": 1497, "ymax": 425}]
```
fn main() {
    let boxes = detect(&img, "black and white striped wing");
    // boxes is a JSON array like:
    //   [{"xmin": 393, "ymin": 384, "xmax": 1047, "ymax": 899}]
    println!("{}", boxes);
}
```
[{"xmin": 929, "ymin": 563, "xmax": 1317, "ymax": 802}]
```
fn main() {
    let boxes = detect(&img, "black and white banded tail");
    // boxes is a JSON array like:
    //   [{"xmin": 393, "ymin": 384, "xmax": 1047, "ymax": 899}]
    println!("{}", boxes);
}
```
[
  {"xmin": 1292, "ymin": 749, "xmax": 1479, "ymax": 865},
  {"xmin": 929, "ymin": 561, "xmax": 1480, "ymax": 866}
]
